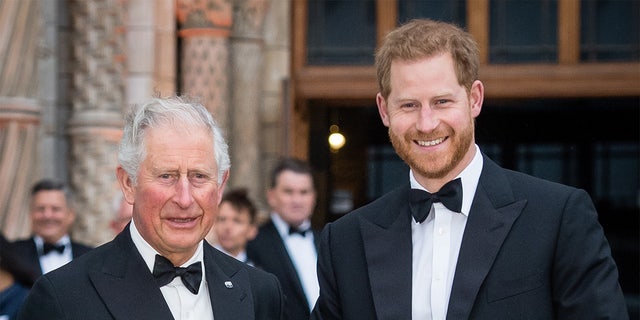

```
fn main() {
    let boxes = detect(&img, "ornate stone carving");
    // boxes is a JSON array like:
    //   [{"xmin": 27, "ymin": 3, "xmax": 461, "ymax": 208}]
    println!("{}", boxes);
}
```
[
  {"xmin": 68, "ymin": 0, "xmax": 126, "ymax": 245},
  {"xmin": 177, "ymin": 0, "xmax": 233, "ymax": 131}
]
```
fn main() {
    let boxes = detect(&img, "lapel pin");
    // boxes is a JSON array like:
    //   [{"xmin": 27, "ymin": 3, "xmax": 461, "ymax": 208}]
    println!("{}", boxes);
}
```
[{"xmin": 224, "ymin": 281, "xmax": 233, "ymax": 289}]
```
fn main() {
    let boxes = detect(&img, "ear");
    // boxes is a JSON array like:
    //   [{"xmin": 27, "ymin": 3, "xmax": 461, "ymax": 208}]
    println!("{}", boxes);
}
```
[
  {"xmin": 246, "ymin": 224, "xmax": 258, "ymax": 241},
  {"xmin": 216, "ymin": 171, "xmax": 230, "ymax": 206},
  {"xmin": 66, "ymin": 206, "xmax": 76, "ymax": 223},
  {"xmin": 376, "ymin": 93, "xmax": 391, "ymax": 127},
  {"xmin": 469, "ymin": 80, "xmax": 484, "ymax": 118},
  {"xmin": 266, "ymin": 188, "xmax": 276, "ymax": 208},
  {"xmin": 116, "ymin": 166, "xmax": 135, "ymax": 205}
]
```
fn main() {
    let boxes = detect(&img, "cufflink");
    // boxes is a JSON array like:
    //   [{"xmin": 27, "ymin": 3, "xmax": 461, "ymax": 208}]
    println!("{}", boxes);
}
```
[{"xmin": 224, "ymin": 281, "xmax": 233, "ymax": 289}]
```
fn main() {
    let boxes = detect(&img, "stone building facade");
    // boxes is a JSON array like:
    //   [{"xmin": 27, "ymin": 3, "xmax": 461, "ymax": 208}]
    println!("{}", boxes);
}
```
[{"xmin": 0, "ymin": 0, "xmax": 290, "ymax": 245}]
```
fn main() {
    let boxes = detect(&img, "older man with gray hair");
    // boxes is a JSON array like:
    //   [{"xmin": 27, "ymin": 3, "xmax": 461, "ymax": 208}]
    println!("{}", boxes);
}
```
[{"xmin": 19, "ymin": 96, "xmax": 283, "ymax": 320}]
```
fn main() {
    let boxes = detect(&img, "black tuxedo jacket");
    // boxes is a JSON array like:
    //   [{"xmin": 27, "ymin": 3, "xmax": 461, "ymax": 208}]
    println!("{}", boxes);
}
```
[
  {"xmin": 247, "ymin": 220, "xmax": 320, "ymax": 320},
  {"xmin": 18, "ymin": 226, "xmax": 284, "ymax": 320},
  {"xmin": 311, "ymin": 154, "xmax": 628, "ymax": 320},
  {"xmin": 11, "ymin": 236, "xmax": 92, "ymax": 286}
]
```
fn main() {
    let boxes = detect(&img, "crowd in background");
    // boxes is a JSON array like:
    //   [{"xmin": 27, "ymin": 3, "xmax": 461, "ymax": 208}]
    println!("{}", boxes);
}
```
[
  {"xmin": 1, "ymin": 154, "xmax": 320, "ymax": 320},
  {"xmin": 0, "ymin": 18, "xmax": 630, "ymax": 320}
]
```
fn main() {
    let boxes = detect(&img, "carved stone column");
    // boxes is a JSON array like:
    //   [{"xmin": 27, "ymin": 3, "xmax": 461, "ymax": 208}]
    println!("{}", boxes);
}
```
[
  {"xmin": 68, "ymin": 0, "xmax": 126, "ymax": 245},
  {"xmin": 176, "ymin": 0, "xmax": 232, "ymax": 131},
  {"xmin": 0, "ymin": 99, "xmax": 40, "ymax": 238},
  {"xmin": 229, "ymin": 0, "xmax": 269, "ymax": 197},
  {"xmin": 0, "ymin": 0, "xmax": 42, "ymax": 238}
]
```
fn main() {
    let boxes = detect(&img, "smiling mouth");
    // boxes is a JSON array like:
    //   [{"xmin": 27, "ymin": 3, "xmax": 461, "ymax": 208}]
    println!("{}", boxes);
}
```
[
  {"xmin": 169, "ymin": 217, "xmax": 197, "ymax": 223},
  {"xmin": 415, "ymin": 137, "xmax": 446, "ymax": 146}
]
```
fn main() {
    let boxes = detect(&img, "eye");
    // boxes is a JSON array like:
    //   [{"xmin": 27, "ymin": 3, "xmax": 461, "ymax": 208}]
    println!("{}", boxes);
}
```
[
  {"xmin": 157, "ymin": 173, "xmax": 178, "ymax": 184},
  {"xmin": 401, "ymin": 102, "xmax": 418, "ymax": 109},
  {"xmin": 190, "ymin": 172, "xmax": 212, "ymax": 185},
  {"xmin": 434, "ymin": 99, "xmax": 451, "ymax": 106}
]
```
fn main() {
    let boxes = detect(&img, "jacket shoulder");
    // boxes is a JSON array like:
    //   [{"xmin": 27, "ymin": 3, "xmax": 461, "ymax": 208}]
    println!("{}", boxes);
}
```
[{"xmin": 329, "ymin": 183, "xmax": 410, "ymax": 229}]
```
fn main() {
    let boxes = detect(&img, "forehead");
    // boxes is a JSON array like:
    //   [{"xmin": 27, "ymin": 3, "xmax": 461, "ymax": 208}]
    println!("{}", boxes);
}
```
[
  {"xmin": 275, "ymin": 171, "xmax": 314, "ymax": 189},
  {"xmin": 219, "ymin": 202, "xmax": 251, "ymax": 217},
  {"xmin": 32, "ymin": 190, "xmax": 67, "ymax": 206},
  {"xmin": 388, "ymin": 54, "xmax": 461, "ymax": 97},
  {"xmin": 143, "ymin": 126, "xmax": 216, "ymax": 166}
]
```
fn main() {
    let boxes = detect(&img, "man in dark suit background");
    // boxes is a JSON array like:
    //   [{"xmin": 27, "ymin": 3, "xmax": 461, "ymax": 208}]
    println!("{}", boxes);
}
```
[
  {"xmin": 12, "ymin": 179, "xmax": 92, "ymax": 287},
  {"xmin": 311, "ymin": 19, "xmax": 628, "ymax": 319},
  {"xmin": 18, "ymin": 96, "xmax": 283, "ymax": 320},
  {"xmin": 247, "ymin": 157, "xmax": 320, "ymax": 320}
]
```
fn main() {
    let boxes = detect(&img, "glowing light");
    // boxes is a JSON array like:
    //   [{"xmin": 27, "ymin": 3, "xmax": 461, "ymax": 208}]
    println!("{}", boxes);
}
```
[{"xmin": 328, "ymin": 125, "xmax": 346, "ymax": 151}]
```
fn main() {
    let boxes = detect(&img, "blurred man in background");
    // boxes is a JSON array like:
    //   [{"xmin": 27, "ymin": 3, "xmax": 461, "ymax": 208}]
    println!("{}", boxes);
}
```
[
  {"xmin": 247, "ymin": 157, "xmax": 320, "ymax": 320},
  {"xmin": 109, "ymin": 192, "xmax": 133, "ymax": 236},
  {"xmin": 212, "ymin": 188, "xmax": 258, "ymax": 265},
  {"xmin": 11, "ymin": 179, "xmax": 92, "ymax": 286}
]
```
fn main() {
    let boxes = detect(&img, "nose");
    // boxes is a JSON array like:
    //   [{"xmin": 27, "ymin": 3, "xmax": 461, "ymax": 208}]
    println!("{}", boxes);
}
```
[
  {"xmin": 415, "ymin": 105, "xmax": 439, "ymax": 132},
  {"xmin": 173, "ymin": 176, "xmax": 194, "ymax": 208},
  {"xmin": 41, "ymin": 207, "xmax": 55, "ymax": 218}
]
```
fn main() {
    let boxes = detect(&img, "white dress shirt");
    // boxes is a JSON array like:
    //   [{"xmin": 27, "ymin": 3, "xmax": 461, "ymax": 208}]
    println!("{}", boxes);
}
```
[
  {"xmin": 271, "ymin": 213, "xmax": 320, "ymax": 310},
  {"xmin": 411, "ymin": 145, "xmax": 483, "ymax": 320},
  {"xmin": 130, "ymin": 220, "xmax": 214, "ymax": 320},
  {"xmin": 35, "ymin": 235, "xmax": 72, "ymax": 274}
]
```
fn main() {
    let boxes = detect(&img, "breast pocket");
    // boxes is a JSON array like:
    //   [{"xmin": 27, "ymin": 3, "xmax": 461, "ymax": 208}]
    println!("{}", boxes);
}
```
[{"xmin": 486, "ymin": 271, "xmax": 545, "ymax": 302}]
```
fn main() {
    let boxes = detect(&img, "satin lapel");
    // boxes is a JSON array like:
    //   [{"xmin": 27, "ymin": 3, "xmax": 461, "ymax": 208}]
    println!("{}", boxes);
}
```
[
  {"xmin": 205, "ymin": 244, "xmax": 254, "ymax": 320},
  {"xmin": 27, "ymin": 238, "xmax": 43, "ymax": 275},
  {"xmin": 446, "ymin": 156, "xmax": 527, "ymax": 320},
  {"xmin": 89, "ymin": 229, "xmax": 174, "ymax": 320},
  {"xmin": 312, "ymin": 229, "xmax": 321, "ymax": 251},
  {"xmin": 361, "ymin": 185, "xmax": 413, "ymax": 320},
  {"xmin": 264, "ymin": 222, "xmax": 307, "ymax": 301}
]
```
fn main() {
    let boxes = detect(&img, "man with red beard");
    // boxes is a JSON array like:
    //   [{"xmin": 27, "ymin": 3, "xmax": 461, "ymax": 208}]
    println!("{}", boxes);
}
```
[{"xmin": 311, "ymin": 19, "xmax": 628, "ymax": 320}]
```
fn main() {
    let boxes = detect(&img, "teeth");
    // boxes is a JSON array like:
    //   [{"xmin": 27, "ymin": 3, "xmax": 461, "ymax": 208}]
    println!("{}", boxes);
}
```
[
  {"xmin": 172, "ymin": 218, "xmax": 193, "ymax": 223},
  {"xmin": 416, "ymin": 137, "xmax": 445, "ymax": 146}
]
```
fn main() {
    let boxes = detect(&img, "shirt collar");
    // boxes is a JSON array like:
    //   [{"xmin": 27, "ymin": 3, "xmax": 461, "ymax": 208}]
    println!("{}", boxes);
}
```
[
  {"xmin": 34, "ymin": 234, "xmax": 70, "ymax": 249},
  {"xmin": 271, "ymin": 212, "xmax": 311, "ymax": 238},
  {"xmin": 409, "ymin": 144, "xmax": 484, "ymax": 216}
]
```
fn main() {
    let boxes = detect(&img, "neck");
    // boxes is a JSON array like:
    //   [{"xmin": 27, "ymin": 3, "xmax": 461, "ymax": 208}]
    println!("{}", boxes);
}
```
[
  {"xmin": 0, "ymin": 270, "xmax": 14, "ymax": 291},
  {"xmin": 160, "ymin": 249, "xmax": 197, "ymax": 266},
  {"xmin": 226, "ymin": 248, "xmax": 241, "ymax": 257}
]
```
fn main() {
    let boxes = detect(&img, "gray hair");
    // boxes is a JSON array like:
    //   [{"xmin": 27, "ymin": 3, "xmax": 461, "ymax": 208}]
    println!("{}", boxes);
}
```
[{"xmin": 118, "ymin": 96, "xmax": 230, "ymax": 185}]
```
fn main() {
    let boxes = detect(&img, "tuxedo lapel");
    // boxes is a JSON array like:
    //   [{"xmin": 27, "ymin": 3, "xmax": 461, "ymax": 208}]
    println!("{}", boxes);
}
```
[
  {"xmin": 205, "ymin": 244, "xmax": 254, "ymax": 320},
  {"xmin": 89, "ymin": 229, "xmax": 174, "ymax": 320},
  {"xmin": 447, "ymin": 156, "xmax": 527, "ymax": 319},
  {"xmin": 312, "ymin": 229, "xmax": 321, "ymax": 251},
  {"xmin": 264, "ymin": 222, "xmax": 307, "ymax": 301},
  {"xmin": 361, "ymin": 185, "xmax": 413, "ymax": 320},
  {"xmin": 26, "ymin": 238, "xmax": 43, "ymax": 275}
]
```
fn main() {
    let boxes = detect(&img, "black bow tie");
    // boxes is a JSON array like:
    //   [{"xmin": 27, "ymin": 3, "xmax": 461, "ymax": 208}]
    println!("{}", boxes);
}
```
[
  {"xmin": 289, "ymin": 225, "xmax": 309, "ymax": 237},
  {"xmin": 42, "ymin": 242, "xmax": 66, "ymax": 255},
  {"xmin": 409, "ymin": 178, "xmax": 463, "ymax": 223},
  {"xmin": 152, "ymin": 254, "xmax": 202, "ymax": 294}
]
